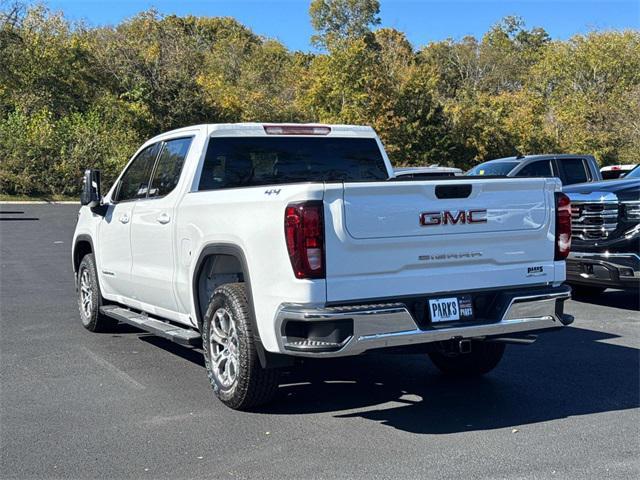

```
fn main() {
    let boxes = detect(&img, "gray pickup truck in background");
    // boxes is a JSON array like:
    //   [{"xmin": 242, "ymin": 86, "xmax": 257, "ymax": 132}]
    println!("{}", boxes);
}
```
[{"xmin": 467, "ymin": 154, "xmax": 602, "ymax": 186}]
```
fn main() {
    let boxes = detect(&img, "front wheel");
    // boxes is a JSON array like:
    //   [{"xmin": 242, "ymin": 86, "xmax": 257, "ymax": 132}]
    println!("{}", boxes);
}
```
[
  {"xmin": 76, "ymin": 253, "xmax": 118, "ymax": 332},
  {"xmin": 428, "ymin": 341, "xmax": 505, "ymax": 376},
  {"xmin": 203, "ymin": 283, "xmax": 279, "ymax": 410}
]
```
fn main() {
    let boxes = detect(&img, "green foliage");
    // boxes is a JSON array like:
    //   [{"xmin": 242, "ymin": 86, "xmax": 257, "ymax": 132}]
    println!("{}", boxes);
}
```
[
  {"xmin": 0, "ymin": 102, "xmax": 141, "ymax": 195},
  {"xmin": 0, "ymin": 4, "xmax": 99, "ymax": 116},
  {"xmin": 198, "ymin": 36, "xmax": 302, "ymax": 122},
  {"xmin": 389, "ymin": 70, "xmax": 462, "ymax": 167},
  {"xmin": 0, "ymin": 3, "xmax": 638, "ymax": 197},
  {"xmin": 309, "ymin": 0, "xmax": 380, "ymax": 49},
  {"xmin": 528, "ymin": 31, "xmax": 640, "ymax": 164}
]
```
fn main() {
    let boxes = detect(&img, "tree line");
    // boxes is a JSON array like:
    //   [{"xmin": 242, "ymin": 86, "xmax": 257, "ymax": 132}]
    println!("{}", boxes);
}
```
[{"xmin": 1, "ymin": 0, "xmax": 638, "ymax": 196}]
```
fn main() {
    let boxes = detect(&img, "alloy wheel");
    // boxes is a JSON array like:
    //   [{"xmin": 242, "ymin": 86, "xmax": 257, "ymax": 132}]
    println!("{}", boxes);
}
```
[
  {"xmin": 208, "ymin": 307, "xmax": 240, "ymax": 389},
  {"xmin": 79, "ymin": 267, "xmax": 93, "ymax": 318}
]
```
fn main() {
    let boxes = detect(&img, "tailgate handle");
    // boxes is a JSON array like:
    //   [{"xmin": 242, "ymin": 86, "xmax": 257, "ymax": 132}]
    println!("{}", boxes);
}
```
[{"xmin": 435, "ymin": 184, "xmax": 472, "ymax": 199}]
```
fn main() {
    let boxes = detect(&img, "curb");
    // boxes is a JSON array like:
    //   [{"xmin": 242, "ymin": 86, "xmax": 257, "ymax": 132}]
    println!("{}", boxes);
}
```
[{"xmin": 0, "ymin": 201, "xmax": 79, "ymax": 205}]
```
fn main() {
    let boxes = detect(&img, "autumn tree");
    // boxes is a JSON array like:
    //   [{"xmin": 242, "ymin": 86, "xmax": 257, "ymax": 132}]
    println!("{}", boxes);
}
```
[
  {"xmin": 1, "ymin": 2, "xmax": 638, "ymax": 196},
  {"xmin": 309, "ymin": 0, "xmax": 380, "ymax": 49},
  {"xmin": 530, "ymin": 30, "xmax": 640, "ymax": 164}
]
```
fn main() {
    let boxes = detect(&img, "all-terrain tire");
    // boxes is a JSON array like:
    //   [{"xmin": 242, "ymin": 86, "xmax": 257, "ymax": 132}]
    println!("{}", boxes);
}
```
[
  {"xmin": 77, "ymin": 253, "xmax": 118, "ymax": 332},
  {"xmin": 202, "ymin": 283, "xmax": 279, "ymax": 410},
  {"xmin": 428, "ymin": 341, "xmax": 506, "ymax": 376}
]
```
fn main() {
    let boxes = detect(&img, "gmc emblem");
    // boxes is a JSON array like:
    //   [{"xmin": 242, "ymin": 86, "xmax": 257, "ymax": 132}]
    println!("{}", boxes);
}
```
[{"xmin": 419, "ymin": 209, "xmax": 488, "ymax": 226}]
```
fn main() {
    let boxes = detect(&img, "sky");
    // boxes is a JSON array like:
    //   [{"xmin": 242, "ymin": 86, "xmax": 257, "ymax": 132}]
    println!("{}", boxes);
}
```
[{"xmin": 44, "ymin": 0, "xmax": 640, "ymax": 51}]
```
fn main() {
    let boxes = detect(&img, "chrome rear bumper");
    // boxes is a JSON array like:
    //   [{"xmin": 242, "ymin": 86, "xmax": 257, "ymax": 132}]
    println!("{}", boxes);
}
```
[{"xmin": 275, "ymin": 285, "xmax": 572, "ymax": 357}]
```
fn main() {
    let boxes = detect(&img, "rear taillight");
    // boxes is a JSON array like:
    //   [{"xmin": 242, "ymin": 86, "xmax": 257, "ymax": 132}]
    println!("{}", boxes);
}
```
[
  {"xmin": 555, "ymin": 192, "xmax": 572, "ymax": 260},
  {"xmin": 285, "ymin": 201, "xmax": 325, "ymax": 279}
]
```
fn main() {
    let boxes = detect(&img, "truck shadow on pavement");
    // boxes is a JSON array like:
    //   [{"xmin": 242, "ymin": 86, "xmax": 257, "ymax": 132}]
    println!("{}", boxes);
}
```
[
  {"xmin": 138, "ymin": 335, "xmax": 206, "ymax": 367},
  {"xmin": 127, "ymin": 301, "xmax": 639, "ymax": 435},
  {"xmin": 571, "ymin": 289, "xmax": 639, "ymax": 311},
  {"xmin": 261, "ymin": 326, "xmax": 639, "ymax": 434}
]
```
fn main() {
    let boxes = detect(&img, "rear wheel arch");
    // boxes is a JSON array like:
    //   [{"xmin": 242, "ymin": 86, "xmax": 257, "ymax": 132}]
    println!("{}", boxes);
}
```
[
  {"xmin": 192, "ymin": 244, "xmax": 255, "ymax": 333},
  {"xmin": 193, "ymin": 244, "xmax": 294, "ymax": 370}
]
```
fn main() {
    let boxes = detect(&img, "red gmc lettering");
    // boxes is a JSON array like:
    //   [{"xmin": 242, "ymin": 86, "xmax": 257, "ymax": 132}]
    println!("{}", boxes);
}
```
[
  {"xmin": 419, "ymin": 212, "xmax": 441, "ymax": 226},
  {"xmin": 467, "ymin": 209, "xmax": 488, "ymax": 223},
  {"xmin": 443, "ymin": 211, "xmax": 466, "ymax": 225},
  {"xmin": 420, "ymin": 209, "xmax": 488, "ymax": 226}
]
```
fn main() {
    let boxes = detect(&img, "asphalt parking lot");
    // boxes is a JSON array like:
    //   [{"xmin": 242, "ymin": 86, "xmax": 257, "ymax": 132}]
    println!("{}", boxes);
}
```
[{"xmin": 1, "ymin": 204, "xmax": 638, "ymax": 479}]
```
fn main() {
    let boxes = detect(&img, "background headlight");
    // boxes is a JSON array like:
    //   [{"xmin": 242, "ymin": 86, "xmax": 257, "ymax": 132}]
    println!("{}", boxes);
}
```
[{"xmin": 622, "ymin": 200, "xmax": 640, "ymax": 221}]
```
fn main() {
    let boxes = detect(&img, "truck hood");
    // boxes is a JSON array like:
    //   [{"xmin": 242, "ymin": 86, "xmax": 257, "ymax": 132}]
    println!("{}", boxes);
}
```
[{"xmin": 563, "ymin": 178, "xmax": 640, "ymax": 194}]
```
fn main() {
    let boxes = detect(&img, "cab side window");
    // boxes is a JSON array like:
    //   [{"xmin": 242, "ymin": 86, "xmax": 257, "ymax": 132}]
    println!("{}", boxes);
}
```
[
  {"xmin": 148, "ymin": 137, "xmax": 193, "ymax": 198},
  {"xmin": 517, "ymin": 160, "xmax": 553, "ymax": 177},
  {"xmin": 116, "ymin": 144, "xmax": 159, "ymax": 202},
  {"xmin": 559, "ymin": 158, "xmax": 591, "ymax": 185}
]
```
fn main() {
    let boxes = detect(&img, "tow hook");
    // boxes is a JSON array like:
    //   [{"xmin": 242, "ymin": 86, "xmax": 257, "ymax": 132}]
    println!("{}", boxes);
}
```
[{"xmin": 458, "ymin": 338, "xmax": 472, "ymax": 354}]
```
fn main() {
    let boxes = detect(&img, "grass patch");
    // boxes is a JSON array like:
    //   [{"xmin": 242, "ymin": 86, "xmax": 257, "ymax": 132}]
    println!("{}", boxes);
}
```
[{"xmin": 0, "ymin": 194, "xmax": 78, "ymax": 202}]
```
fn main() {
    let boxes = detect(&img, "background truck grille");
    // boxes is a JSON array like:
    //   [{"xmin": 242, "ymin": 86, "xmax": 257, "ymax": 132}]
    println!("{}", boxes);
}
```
[{"xmin": 571, "ymin": 202, "xmax": 619, "ymax": 240}]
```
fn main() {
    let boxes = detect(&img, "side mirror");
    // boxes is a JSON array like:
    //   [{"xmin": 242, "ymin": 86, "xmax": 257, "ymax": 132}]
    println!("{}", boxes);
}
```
[{"xmin": 80, "ymin": 169, "xmax": 102, "ymax": 207}]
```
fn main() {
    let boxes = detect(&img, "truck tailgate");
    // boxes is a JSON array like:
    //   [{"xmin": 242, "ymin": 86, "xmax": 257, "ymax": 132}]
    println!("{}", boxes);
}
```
[{"xmin": 324, "ymin": 178, "xmax": 562, "ymax": 302}]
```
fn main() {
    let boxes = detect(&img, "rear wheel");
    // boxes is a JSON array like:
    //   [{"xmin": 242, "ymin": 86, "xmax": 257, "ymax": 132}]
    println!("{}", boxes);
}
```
[
  {"xmin": 77, "ymin": 253, "xmax": 118, "ymax": 332},
  {"xmin": 428, "ymin": 341, "xmax": 505, "ymax": 376},
  {"xmin": 203, "ymin": 283, "xmax": 279, "ymax": 410}
]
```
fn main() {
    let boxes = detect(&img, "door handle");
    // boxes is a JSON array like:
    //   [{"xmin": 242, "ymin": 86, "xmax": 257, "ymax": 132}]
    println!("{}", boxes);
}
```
[
  {"xmin": 156, "ymin": 213, "xmax": 171, "ymax": 224},
  {"xmin": 119, "ymin": 213, "xmax": 129, "ymax": 224}
]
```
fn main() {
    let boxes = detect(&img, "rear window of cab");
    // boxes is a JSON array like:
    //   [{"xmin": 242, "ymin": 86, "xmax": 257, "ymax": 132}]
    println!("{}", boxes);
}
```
[{"xmin": 198, "ymin": 136, "xmax": 389, "ymax": 190}]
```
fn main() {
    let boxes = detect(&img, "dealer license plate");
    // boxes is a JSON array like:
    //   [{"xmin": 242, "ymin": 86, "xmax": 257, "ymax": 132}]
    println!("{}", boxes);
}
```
[{"xmin": 428, "ymin": 295, "xmax": 474, "ymax": 323}]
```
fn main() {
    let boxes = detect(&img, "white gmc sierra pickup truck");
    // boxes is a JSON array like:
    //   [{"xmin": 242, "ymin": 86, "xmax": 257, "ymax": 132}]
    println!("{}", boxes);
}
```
[{"xmin": 73, "ymin": 123, "xmax": 574, "ymax": 410}]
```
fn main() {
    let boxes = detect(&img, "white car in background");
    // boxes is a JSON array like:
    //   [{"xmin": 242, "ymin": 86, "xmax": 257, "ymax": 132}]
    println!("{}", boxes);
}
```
[
  {"xmin": 600, "ymin": 164, "xmax": 638, "ymax": 180},
  {"xmin": 393, "ymin": 166, "xmax": 463, "ymax": 179}
]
